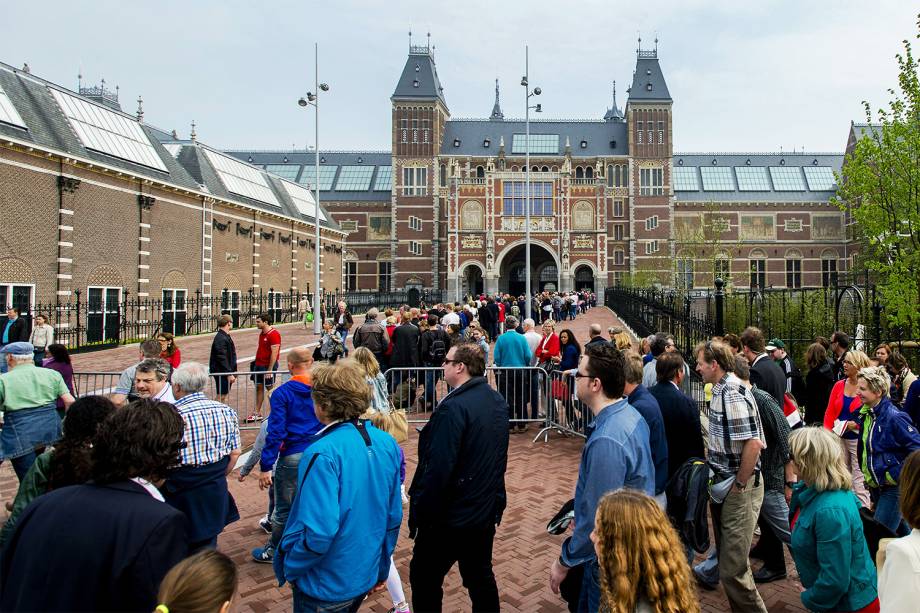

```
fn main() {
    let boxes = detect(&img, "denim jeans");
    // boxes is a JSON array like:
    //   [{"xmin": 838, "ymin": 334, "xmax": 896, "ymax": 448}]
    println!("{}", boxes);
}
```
[
  {"xmin": 874, "ymin": 485, "xmax": 910, "ymax": 537},
  {"xmin": 424, "ymin": 369, "xmax": 442, "ymax": 406},
  {"xmin": 577, "ymin": 558, "xmax": 600, "ymax": 613},
  {"xmin": 292, "ymin": 586, "xmax": 364, "ymax": 613},
  {"xmin": 271, "ymin": 452, "xmax": 303, "ymax": 549}
]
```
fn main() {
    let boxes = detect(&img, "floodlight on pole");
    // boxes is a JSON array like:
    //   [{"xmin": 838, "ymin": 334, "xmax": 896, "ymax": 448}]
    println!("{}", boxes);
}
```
[
  {"xmin": 522, "ymin": 45, "xmax": 542, "ymax": 321},
  {"xmin": 297, "ymin": 43, "xmax": 328, "ymax": 335}
]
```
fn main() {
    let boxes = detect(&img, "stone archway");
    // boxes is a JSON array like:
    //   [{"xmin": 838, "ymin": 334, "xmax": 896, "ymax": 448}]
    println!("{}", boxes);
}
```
[
  {"xmin": 573, "ymin": 264, "xmax": 595, "ymax": 291},
  {"xmin": 460, "ymin": 261, "xmax": 485, "ymax": 297},
  {"xmin": 496, "ymin": 241, "xmax": 560, "ymax": 296}
]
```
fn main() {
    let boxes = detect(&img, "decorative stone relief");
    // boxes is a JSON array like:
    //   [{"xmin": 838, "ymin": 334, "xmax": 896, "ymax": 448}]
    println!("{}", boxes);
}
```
[
  {"xmin": 225, "ymin": 252, "xmax": 240, "ymax": 263},
  {"xmin": 461, "ymin": 236, "xmax": 484, "ymax": 249},
  {"xmin": 572, "ymin": 235, "xmax": 594, "ymax": 249},
  {"xmin": 271, "ymin": 259, "xmax": 280, "ymax": 269},
  {"xmin": 496, "ymin": 238, "xmax": 506, "ymax": 246},
  {"xmin": 785, "ymin": 218, "xmax": 804, "ymax": 232},
  {"xmin": 500, "ymin": 217, "xmax": 555, "ymax": 231}
]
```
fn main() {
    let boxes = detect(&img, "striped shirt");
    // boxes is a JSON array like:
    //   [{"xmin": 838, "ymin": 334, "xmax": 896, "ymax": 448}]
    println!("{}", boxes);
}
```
[
  {"xmin": 173, "ymin": 392, "xmax": 241, "ymax": 466},
  {"xmin": 708, "ymin": 373, "xmax": 765, "ymax": 477}
]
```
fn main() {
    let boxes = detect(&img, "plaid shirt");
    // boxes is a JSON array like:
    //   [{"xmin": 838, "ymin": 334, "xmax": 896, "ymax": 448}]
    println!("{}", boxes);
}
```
[
  {"xmin": 173, "ymin": 392, "xmax": 241, "ymax": 466},
  {"xmin": 708, "ymin": 373, "xmax": 765, "ymax": 477}
]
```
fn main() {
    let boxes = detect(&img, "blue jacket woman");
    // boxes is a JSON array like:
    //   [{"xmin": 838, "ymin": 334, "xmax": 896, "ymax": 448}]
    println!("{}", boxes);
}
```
[{"xmin": 855, "ymin": 396, "xmax": 920, "ymax": 489}]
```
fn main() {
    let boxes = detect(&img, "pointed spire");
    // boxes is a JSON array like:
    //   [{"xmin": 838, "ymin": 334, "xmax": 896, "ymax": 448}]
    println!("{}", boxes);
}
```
[
  {"xmin": 408, "ymin": 28, "xmax": 412, "ymax": 50},
  {"xmin": 604, "ymin": 80, "xmax": 625, "ymax": 122},
  {"xmin": 136, "ymin": 95, "xmax": 144, "ymax": 122},
  {"xmin": 190, "ymin": 120, "xmax": 197, "ymax": 142},
  {"xmin": 490, "ymin": 78, "xmax": 504, "ymax": 121}
]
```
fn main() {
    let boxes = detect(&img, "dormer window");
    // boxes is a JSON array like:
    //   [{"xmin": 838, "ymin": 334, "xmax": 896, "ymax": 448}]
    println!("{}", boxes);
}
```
[
  {"xmin": 453, "ymin": 138, "xmax": 461, "ymax": 147},
  {"xmin": 580, "ymin": 140, "xmax": 587, "ymax": 149},
  {"xmin": 483, "ymin": 138, "xmax": 490, "ymax": 148},
  {"xmin": 646, "ymin": 83, "xmax": 653, "ymax": 91},
  {"xmin": 412, "ymin": 79, "xmax": 420, "ymax": 88}
]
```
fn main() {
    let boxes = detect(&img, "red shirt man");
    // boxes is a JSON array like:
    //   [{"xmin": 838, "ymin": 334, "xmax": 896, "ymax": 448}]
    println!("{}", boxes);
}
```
[{"xmin": 250, "ymin": 313, "xmax": 281, "ymax": 421}]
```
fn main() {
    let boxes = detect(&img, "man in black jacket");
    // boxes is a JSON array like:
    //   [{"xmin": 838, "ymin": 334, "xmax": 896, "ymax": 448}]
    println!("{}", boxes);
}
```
[
  {"xmin": 409, "ymin": 342, "xmax": 510, "ymax": 612},
  {"xmin": 352, "ymin": 308, "xmax": 390, "ymax": 367},
  {"xmin": 740, "ymin": 326, "xmax": 786, "ymax": 408},
  {"xmin": 209, "ymin": 314, "xmax": 238, "ymax": 402},
  {"xmin": 649, "ymin": 352, "xmax": 704, "ymax": 480},
  {"xmin": 478, "ymin": 296, "xmax": 496, "ymax": 339},
  {"xmin": 419, "ymin": 315, "xmax": 451, "ymax": 409},
  {"xmin": 1, "ymin": 307, "xmax": 29, "ymax": 374},
  {"xmin": 389, "ymin": 311, "xmax": 420, "ymax": 392}
]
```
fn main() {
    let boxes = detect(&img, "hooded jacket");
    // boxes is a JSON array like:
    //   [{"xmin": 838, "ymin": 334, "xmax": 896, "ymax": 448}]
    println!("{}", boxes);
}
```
[
  {"xmin": 855, "ymin": 397, "xmax": 920, "ymax": 488},
  {"xmin": 260, "ymin": 377, "xmax": 321, "ymax": 472}
]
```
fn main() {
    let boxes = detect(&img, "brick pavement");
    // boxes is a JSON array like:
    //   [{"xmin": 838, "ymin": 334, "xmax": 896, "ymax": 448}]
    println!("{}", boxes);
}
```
[{"xmin": 0, "ymin": 306, "xmax": 808, "ymax": 611}]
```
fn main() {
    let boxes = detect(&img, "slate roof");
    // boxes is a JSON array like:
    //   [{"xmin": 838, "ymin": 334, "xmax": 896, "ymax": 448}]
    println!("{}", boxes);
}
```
[
  {"xmin": 627, "ymin": 53, "xmax": 672, "ymax": 103},
  {"xmin": 0, "ymin": 62, "xmax": 200, "ymax": 190},
  {"xmin": 0, "ymin": 61, "xmax": 339, "ymax": 231},
  {"xmin": 392, "ymin": 46, "xmax": 447, "ymax": 108},
  {"xmin": 166, "ymin": 142, "xmax": 340, "ymax": 228},
  {"xmin": 672, "ymin": 153, "xmax": 844, "ymax": 203},
  {"xmin": 223, "ymin": 150, "xmax": 393, "ymax": 203},
  {"xmin": 441, "ymin": 119, "xmax": 629, "ymax": 157}
]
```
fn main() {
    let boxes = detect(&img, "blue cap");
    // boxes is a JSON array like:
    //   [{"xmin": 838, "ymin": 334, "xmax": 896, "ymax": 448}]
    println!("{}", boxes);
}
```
[{"xmin": 0, "ymin": 342, "xmax": 34, "ymax": 356}]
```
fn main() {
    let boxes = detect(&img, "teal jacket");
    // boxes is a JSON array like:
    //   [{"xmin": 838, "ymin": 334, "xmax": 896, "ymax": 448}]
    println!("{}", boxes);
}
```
[
  {"xmin": 788, "ymin": 484, "xmax": 878, "ymax": 612},
  {"xmin": 492, "ymin": 330, "xmax": 532, "ymax": 368}
]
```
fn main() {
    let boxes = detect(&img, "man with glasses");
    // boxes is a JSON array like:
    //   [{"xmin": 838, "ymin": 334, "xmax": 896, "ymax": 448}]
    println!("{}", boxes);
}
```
[
  {"xmin": 549, "ymin": 344, "xmax": 654, "ymax": 611},
  {"xmin": 408, "ymin": 343, "xmax": 509, "ymax": 612}
]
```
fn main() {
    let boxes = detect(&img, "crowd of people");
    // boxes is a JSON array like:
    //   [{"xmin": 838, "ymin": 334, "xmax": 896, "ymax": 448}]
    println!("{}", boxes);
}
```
[{"xmin": 4, "ymin": 292, "xmax": 920, "ymax": 612}]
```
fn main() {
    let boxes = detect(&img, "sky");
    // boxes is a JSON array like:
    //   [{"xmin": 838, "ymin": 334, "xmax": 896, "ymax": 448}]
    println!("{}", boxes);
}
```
[{"xmin": 4, "ymin": 1, "xmax": 917, "ymax": 154}]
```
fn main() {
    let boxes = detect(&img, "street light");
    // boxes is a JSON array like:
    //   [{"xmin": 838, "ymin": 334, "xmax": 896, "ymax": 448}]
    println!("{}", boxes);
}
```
[
  {"xmin": 522, "ymin": 45, "xmax": 541, "ymax": 321},
  {"xmin": 297, "ymin": 42, "xmax": 329, "ymax": 336}
]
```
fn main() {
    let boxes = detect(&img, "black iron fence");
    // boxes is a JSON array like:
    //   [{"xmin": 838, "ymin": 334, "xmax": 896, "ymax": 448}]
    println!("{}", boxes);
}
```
[
  {"xmin": 1, "ymin": 287, "xmax": 446, "ymax": 354},
  {"xmin": 606, "ymin": 273, "xmax": 920, "ymax": 369}
]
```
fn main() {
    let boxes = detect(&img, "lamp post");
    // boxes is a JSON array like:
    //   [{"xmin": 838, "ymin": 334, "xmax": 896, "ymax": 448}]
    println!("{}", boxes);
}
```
[
  {"xmin": 521, "ymin": 45, "xmax": 541, "ymax": 320},
  {"xmin": 298, "ymin": 43, "xmax": 329, "ymax": 336}
]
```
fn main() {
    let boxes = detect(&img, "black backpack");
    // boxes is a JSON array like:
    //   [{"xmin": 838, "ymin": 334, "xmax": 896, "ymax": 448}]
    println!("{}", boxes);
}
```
[{"xmin": 428, "ymin": 334, "xmax": 447, "ymax": 366}]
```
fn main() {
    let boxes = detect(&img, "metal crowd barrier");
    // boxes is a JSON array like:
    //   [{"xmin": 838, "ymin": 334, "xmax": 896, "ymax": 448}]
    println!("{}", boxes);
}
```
[
  {"xmin": 72, "ymin": 370, "xmax": 293, "ymax": 430},
  {"xmin": 73, "ymin": 364, "xmax": 590, "ymax": 440},
  {"xmin": 543, "ymin": 369, "xmax": 589, "ymax": 439}
]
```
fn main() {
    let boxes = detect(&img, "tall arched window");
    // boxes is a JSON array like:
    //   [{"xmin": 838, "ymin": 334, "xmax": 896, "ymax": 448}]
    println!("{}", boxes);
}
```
[
  {"xmin": 585, "ymin": 167, "xmax": 594, "ymax": 179},
  {"xmin": 439, "ymin": 164, "xmax": 447, "ymax": 187},
  {"xmin": 607, "ymin": 165, "xmax": 614, "ymax": 187},
  {"xmin": 575, "ymin": 166, "xmax": 584, "ymax": 179},
  {"xmin": 476, "ymin": 165, "xmax": 484, "ymax": 178}
]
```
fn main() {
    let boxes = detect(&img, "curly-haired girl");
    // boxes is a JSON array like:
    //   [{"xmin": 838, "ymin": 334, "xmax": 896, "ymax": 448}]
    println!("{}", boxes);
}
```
[{"xmin": 591, "ymin": 489, "xmax": 699, "ymax": 613}]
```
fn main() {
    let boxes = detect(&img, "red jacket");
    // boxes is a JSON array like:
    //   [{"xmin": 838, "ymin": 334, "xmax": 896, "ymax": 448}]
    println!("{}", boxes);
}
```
[
  {"xmin": 535, "ymin": 333, "xmax": 560, "ymax": 363},
  {"xmin": 497, "ymin": 302, "xmax": 506, "ymax": 322},
  {"xmin": 823, "ymin": 379, "xmax": 852, "ymax": 430},
  {"xmin": 161, "ymin": 348, "xmax": 181, "ymax": 369}
]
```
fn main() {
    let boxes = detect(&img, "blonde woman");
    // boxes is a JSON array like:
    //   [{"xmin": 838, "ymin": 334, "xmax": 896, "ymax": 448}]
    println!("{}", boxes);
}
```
[
  {"xmin": 612, "ymin": 331, "xmax": 633, "ymax": 352},
  {"xmin": 823, "ymin": 349, "xmax": 872, "ymax": 507},
  {"xmin": 591, "ymin": 489, "xmax": 699, "ymax": 613},
  {"xmin": 346, "ymin": 352, "xmax": 411, "ymax": 613},
  {"xmin": 352, "ymin": 347, "xmax": 389, "ymax": 414},
  {"xmin": 787, "ymin": 427, "xmax": 879, "ymax": 612}
]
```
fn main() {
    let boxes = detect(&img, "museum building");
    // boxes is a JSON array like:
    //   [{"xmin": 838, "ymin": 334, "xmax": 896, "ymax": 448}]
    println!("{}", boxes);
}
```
[
  {"xmin": 229, "ymin": 39, "xmax": 861, "ymax": 297},
  {"xmin": 0, "ymin": 61, "xmax": 345, "ymax": 337}
]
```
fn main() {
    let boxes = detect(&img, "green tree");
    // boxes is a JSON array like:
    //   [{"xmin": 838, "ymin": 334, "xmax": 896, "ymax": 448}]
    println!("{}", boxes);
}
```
[{"xmin": 833, "ymin": 16, "xmax": 920, "ymax": 330}]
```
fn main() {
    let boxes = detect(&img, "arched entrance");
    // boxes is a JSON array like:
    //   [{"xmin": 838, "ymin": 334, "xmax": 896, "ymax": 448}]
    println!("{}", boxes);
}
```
[
  {"xmin": 461, "ymin": 263, "xmax": 484, "ymax": 297},
  {"xmin": 498, "ymin": 242, "xmax": 559, "ymax": 296},
  {"xmin": 574, "ymin": 264, "xmax": 594, "ymax": 291}
]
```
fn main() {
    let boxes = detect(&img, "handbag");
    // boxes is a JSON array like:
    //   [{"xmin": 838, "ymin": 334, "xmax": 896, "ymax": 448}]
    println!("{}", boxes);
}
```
[{"xmin": 551, "ymin": 378, "xmax": 570, "ymax": 401}]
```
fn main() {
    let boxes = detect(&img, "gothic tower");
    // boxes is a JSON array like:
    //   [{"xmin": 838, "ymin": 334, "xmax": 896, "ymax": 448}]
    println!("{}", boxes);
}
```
[
  {"xmin": 390, "ymin": 35, "xmax": 450, "ymax": 290},
  {"xmin": 626, "ymin": 38, "xmax": 673, "ymax": 283}
]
